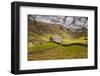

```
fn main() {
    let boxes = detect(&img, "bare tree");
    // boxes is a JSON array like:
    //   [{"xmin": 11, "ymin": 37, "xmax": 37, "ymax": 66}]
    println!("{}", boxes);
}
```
[
  {"xmin": 28, "ymin": 15, "xmax": 37, "ymax": 25},
  {"xmin": 75, "ymin": 17, "xmax": 88, "ymax": 33},
  {"xmin": 65, "ymin": 17, "xmax": 88, "ymax": 33}
]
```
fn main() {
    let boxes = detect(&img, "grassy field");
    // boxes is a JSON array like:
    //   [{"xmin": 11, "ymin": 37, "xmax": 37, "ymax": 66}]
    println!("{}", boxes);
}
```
[
  {"xmin": 62, "ymin": 38, "xmax": 87, "ymax": 45},
  {"xmin": 28, "ymin": 42, "xmax": 59, "ymax": 53},
  {"xmin": 28, "ymin": 33, "xmax": 88, "ymax": 61},
  {"xmin": 28, "ymin": 21, "xmax": 88, "ymax": 61},
  {"xmin": 28, "ymin": 42, "xmax": 87, "ymax": 61}
]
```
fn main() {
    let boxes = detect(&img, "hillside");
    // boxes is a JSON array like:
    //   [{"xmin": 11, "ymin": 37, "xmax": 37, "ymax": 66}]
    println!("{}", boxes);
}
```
[
  {"xmin": 28, "ymin": 21, "xmax": 67, "ymax": 35},
  {"xmin": 28, "ymin": 21, "xmax": 87, "ymax": 45},
  {"xmin": 28, "ymin": 21, "xmax": 88, "ymax": 61},
  {"xmin": 28, "ymin": 21, "xmax": 71, "ymax": 45}
]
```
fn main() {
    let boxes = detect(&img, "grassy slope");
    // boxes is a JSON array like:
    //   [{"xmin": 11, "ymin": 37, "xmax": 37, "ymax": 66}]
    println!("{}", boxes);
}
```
[
  {"xmin": 62, "ymin": 38, "xmax": 87, "ymax": 45},
  {"xmin": 28, "ymin": 42, "xmax": 87, "ymax": 61},
  {"xmin": 28, "ymin": 21, "xmax": 88, "ymax": 61},
  {"xmin": 28, "ymin": 42, "xmax": 59, "ymax": 53}
]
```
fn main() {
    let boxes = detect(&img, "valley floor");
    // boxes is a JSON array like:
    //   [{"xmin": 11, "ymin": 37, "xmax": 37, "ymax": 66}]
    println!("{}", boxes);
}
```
[{"xmin": 28, "ymin": 42, "xmax": 87, "ymax": 61}]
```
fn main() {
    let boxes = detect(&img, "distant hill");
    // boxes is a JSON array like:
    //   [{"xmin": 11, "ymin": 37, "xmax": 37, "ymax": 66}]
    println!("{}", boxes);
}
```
[{"xmin": 28, "ymin": 21, "xmax": 67, "ymax": 36}]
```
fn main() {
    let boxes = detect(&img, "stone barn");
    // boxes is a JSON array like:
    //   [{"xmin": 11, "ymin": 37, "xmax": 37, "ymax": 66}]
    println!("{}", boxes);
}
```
[{"xmin": 49, "ymin": 36, "xmax": 62, "ymax": 43}]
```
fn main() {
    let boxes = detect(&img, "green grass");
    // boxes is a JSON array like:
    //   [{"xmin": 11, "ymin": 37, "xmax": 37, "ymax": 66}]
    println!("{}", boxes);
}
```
[
  {"xmin": 62, "ymin": 38, "xmax": 87, "ymax": 45},
  {"xmin": 28, "ymin": 42, "xmax": 87, "ymax": 61},
  {"xmin": 28, "ymin": 33, "xmax": 88, "ymax": 60},
  {"xmin": 60, "ymin": 45, "xmax": 87, "ymax": 58},
  {"xmin": 28, "ymin": 42, "xmax": 59, "ymax": 53}
]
